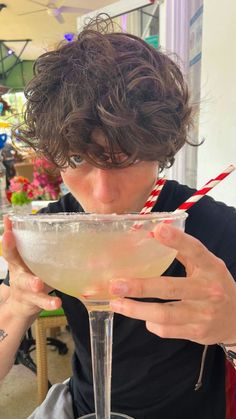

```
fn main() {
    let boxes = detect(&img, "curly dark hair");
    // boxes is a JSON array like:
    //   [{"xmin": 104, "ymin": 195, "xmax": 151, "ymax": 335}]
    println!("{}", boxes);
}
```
[{"xmin": 15, "ymin": 17, "xmax": 193, "ymax": 171}]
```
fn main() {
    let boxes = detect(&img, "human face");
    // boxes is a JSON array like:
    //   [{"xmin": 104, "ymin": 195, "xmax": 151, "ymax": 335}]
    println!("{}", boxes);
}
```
[{"xmin": 61, "ymin": 131, "xmax": 159, "ymax": 214}]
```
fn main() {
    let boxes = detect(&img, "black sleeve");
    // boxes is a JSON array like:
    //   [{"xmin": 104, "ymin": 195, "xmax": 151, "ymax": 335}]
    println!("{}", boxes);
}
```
[{"xmin": 3, "ymin": 270, "xmax": 10, "ymax": 286}]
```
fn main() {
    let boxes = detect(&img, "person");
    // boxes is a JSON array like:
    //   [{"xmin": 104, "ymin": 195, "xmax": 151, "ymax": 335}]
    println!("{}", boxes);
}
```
[
  {"xmin": 0, "ymin": 18, "xmax": 236, "ymax": 419},
  {"xmin": 1, "ymin": 142, "xmax": 16, "ymax": 189}
]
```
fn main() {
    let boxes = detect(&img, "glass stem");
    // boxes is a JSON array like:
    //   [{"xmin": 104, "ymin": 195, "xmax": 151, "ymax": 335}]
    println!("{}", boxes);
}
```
[{"xmin": 88, "ymin": 310, "xmax": 114, "ymax": 419}]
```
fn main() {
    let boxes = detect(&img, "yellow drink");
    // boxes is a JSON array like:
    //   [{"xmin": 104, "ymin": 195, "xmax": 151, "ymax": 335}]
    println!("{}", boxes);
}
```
[
  {"xmin": 12, "ymin": 212, "xmax": 187, "ymax": 310},
  {"xmin": 13, "ymin": 225, "xmax": 176, "ymax": 308}
]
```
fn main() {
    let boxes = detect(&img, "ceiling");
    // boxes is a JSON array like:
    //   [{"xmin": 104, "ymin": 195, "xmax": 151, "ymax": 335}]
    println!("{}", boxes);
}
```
[{"xmin": 0, "ymin": 0, "xmax": 117, "ymax": 60}]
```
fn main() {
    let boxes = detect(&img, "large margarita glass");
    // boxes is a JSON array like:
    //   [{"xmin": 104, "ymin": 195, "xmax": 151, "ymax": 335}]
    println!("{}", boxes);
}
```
[{"xmin": 11, "ymin": 211, "xmax": 187, "ymax": 419}]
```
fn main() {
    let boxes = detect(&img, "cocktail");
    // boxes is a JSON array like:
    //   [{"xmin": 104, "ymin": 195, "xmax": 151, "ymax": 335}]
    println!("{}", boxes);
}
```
[{"xmin": 11, "ymin": 211, "xmax": 187, "ymax": 419}]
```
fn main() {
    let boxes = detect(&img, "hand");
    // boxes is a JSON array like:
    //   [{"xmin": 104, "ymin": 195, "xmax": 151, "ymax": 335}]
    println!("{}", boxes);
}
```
[
  {"xmin": 2, "ymin": 215, "xmax": 61, "ymax": 319},
  {"xmin": 110, "ymin": 222, "xmax": 236, "ymax": 345}
]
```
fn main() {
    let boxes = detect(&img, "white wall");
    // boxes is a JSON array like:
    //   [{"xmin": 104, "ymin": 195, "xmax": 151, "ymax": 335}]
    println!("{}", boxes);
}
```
[{"xmin": 198, "ymin": 0, "xmax": 236, "ymax": 206}]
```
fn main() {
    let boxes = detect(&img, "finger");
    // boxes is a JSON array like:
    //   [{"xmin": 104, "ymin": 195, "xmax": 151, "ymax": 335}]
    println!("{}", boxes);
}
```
[
  {"xmin": 176, "ymin": 253, "xmax": 195, "ymax": 277},
  {"xmin": 9, "ymin": 268, "xmax": 53, "ymax": 296},
  {"xmin": 110, "ymin": 276, "xmax": 223, "ymax": 301},
  {"xmin": 12, "ymin": 270, "xmax": 44, "ymax": 292},
  {"xmin": 146, "ymin": 321, "xmax": 210, "ymax": 343},
  {"xmin": 110, "ymin": 298, "xmax": 207, "ymax": 325},
  {"xmin": 154, "ymin": 223, "xmax": 218, "ymax": 271},
  {"xmin": 3, "ymin": 214, "xmax": 12, "ymax": 231},
  {"xmin": 21, "ymin": 290, "xmax": 62, "ymax": 311},
  {"xmin": 7, "ymin": 269, "xmax": 60, "ymax": 309}
]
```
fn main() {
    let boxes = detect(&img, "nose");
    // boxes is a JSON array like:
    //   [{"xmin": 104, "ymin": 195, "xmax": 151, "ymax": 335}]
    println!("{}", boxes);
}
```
[{"xmin": 92, "ymin": 168, "xmax": 119, "ymax": 204}]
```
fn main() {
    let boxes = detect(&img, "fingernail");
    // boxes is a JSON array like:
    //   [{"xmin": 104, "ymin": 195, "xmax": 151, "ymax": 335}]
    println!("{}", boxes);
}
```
[
  {"xmin": 49, "ymin": 299, "xmax": 57, "ymax": 308},
  {"xmin": 110, "ymin": 280, "xmax": 129, "ymax": 296},
  {"xmin": 110, "ymin": 298, "xmax": 123, "ymax": 312}
]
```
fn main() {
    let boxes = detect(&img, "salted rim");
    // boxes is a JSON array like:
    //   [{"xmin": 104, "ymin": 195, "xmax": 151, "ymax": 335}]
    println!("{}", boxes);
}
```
[{"xmin": 10, "ymin": 211, "xmax": 188, "ymax": 223}]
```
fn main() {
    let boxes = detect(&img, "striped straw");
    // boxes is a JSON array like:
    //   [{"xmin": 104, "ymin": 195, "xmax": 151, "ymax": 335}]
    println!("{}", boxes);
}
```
[
  {"xmin": 140, "ymin": 177, "xmax": 167, "ymax": 214},
  {"xmin": 131, "ymin": 177, "xmax": 166, "ymax": 230},
  {"xmin": 176, "ymin": 164, "xmax": 235, "ymax": 213}
]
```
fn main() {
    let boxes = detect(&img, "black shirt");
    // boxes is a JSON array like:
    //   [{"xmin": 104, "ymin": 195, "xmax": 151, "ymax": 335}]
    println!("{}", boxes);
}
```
[{"xmin": 7, "ymin": 180, "xmax": 236, "ymax": 418}]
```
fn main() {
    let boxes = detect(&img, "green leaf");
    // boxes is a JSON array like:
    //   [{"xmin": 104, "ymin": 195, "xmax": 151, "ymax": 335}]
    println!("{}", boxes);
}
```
[{"xmin": 11, "ymin": 191, "xmax": 31, "ymax": 206}]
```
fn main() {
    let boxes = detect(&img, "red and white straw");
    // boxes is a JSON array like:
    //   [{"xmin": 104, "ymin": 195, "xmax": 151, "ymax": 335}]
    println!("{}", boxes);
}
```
[
  {"xmin": 140, "ymin": 177, "xmax": 167, "ymax": 214},
  {"xmin": 132, "ymin": 177, "xmax": 166, "ymax": 229},
  {"xmin": 176, "ymin": 164, "xmax": 236, "ymax": 213},
  {"xmin": 131, "ymin": 164, "xmax": 235, "ymax": 233}
]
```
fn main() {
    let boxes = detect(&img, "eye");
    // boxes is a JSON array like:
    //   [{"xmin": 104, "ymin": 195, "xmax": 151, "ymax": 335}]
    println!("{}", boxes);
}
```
[{"xmin": 69, "ymin": 155, "xmax": 85, "ymax": 167}]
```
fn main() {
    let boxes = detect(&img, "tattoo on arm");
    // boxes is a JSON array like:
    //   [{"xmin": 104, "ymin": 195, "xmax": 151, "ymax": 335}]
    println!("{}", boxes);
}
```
[{"xmin": 0, "ymin": 329, "xmax": 8, "ymax": 342}]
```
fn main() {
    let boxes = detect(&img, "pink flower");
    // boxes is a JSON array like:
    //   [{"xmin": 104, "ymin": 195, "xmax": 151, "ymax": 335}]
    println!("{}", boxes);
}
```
[
  {"xmin": 31, "ymin": 178, "xmax": 40, "ymax": 187},
  {"xmin": 10, "ymin": 176, "xmax": 30, "ymax": 193},
  {"xmin": 33, "ymin": 157, "xmax": 54, "ymax": 171},
  {"xmin": 9, "ymin": 162, "xmax": 62, "ymax": 203},
  {"xmin": 27, "ymin": 191, "xmax": 34, "ymax": 199}
]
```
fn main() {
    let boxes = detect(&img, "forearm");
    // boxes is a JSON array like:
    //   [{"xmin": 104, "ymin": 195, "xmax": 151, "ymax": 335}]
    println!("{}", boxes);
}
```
[{"xmin": 0, "ymin": 299, "xmax": 37, "ymax": 381}]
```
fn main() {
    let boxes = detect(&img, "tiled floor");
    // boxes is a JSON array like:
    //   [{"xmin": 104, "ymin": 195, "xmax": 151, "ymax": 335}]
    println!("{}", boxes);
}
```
[{"xmin": 0, "ymin": 327, "xmax": 74, "ymax": 419}]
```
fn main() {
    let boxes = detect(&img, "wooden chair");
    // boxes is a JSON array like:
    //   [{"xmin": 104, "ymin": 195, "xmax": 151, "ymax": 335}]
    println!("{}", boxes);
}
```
[{"xmin": 34, "ymin": 308, "xmax": 68, "ymax": 404}]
